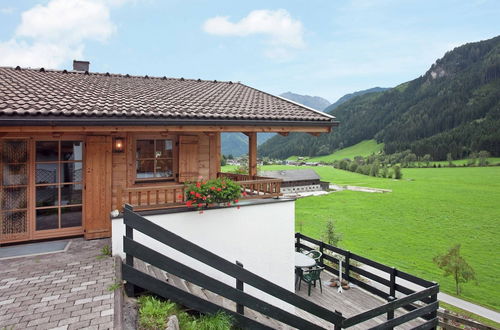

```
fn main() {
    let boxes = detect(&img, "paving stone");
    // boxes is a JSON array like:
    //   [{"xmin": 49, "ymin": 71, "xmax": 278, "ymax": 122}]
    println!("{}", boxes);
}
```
[
  {"xmin": 0, "ymin": 238, "xmax": 114, "ymax": 330},
  {"xmin": 27, "ymin": 316, "xmax": 50, "ymax": 326}
]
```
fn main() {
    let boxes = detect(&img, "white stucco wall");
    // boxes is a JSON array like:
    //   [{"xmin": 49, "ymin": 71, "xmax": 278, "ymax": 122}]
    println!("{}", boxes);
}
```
[{"xmin": 112, "ymin": 200, "xmax": 295, "ymax": 310}]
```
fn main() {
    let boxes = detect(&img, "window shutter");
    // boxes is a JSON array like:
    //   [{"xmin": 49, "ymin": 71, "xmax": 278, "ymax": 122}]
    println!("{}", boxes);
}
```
[{"xmin": 178, "ymin": 135, "xmax": 199, "ymax": 182}]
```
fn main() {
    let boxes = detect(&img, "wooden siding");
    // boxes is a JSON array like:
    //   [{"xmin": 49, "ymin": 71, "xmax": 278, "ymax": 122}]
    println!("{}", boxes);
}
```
[{"xmin": 0, "ymin": 130, "xmax": 221, "ymax": 242}]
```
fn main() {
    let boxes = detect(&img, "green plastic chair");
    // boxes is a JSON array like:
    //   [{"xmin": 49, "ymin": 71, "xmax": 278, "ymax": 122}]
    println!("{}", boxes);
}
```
[
  {"xmin": 306, "ymin": 250, "xmax": 322, "ymax": 264},
  {"xmin": 299, "ymin": 266, "xmax": 324, "ymax": 296}
]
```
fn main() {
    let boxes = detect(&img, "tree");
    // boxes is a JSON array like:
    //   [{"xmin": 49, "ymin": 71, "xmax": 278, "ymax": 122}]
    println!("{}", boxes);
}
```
[
  {"xmin": 421, "ymin": 154, "xmax": 432, "ymax": 167},
  {"xmin": 321, "ymin": 220, "xmax": 342, "ymax": 247},
  {"xmin": 433, "ymin": 244, "xmax": 476, "ymax": 295},
  {"xmin": 446, "ymin": 153, "xmax": 454, "ymax": 167},
  {"xmin": 478, "ymin": 150, "xmax": 490, "ymax": 166},
  {"xmin": 393, "ymin": 165, "xmax": 403, "ymax": 179}
]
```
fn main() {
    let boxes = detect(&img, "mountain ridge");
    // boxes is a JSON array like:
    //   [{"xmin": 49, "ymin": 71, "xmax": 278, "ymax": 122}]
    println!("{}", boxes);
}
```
[{"xmin": 259, "ymin": 35, "xmax": 500, "ymax": 160}]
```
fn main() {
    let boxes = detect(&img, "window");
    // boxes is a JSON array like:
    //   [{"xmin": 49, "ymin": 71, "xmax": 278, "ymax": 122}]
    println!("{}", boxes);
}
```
[{"xmin": 136, "ymin": 139, "xmax": 174, "ymax": 181}]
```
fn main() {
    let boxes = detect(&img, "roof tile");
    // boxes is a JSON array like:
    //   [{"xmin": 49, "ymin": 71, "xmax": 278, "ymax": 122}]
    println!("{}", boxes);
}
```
[{"xmin": 0, "ymin": 67, "xmax": 335, "ymax": 123}]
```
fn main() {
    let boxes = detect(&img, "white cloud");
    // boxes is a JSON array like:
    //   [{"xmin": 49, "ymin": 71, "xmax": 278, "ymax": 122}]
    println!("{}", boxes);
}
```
[
  {"xmin": 0, "ymin": 0, "xmax": 118, "ymax": 69},
  {"xmin": 203, "ymin": 9, "xmax": 305, "ymax": 59}
]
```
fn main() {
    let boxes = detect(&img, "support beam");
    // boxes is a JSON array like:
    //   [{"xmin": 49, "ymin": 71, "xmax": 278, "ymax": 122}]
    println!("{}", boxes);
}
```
[{"xmin": 247, "ymin": 132, "xmax": 257, "ymax": 177}]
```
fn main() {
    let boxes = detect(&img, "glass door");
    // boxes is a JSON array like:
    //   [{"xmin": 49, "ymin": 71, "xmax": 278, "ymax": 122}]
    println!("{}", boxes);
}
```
[
  {"xmin": 35, "ymin": 141, "xmax": 84, "ymax": 233},
  {"xmin": 0, "ymin": 140, "xmax": 29, "ymax": 242}
]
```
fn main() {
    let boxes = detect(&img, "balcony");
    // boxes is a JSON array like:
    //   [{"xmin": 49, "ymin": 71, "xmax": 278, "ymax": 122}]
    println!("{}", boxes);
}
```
[{"xmin": 115, "ymin": 172, "xmax": 282, "ymax": 211}]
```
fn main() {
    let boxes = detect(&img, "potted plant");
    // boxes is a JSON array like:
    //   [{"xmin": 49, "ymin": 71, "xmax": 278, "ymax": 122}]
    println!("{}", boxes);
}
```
[{"xmin": 184, "ymin": 177, "xmax": 242, "ymax": 210}]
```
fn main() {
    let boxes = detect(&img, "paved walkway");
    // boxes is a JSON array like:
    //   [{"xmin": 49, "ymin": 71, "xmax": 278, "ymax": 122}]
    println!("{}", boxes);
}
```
[{"xmin": 0, "ymin": 238, "xmax": 115, "ymax": 330}]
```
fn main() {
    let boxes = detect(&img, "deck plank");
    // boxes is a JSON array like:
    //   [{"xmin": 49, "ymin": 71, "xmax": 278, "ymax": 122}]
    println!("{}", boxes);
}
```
[{"xmin": 295, "ymin": 271, "xmax": 425, "ymax": 329}]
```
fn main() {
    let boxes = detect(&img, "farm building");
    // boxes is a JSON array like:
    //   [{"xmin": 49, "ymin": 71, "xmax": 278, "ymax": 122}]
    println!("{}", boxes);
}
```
[{"xmin": 260, "ymin": 169, "xmax": 328, "ymax": 193}]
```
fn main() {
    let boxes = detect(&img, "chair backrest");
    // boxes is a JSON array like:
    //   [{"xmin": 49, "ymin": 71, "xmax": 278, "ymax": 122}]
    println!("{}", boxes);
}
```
[
  {"xmin": 306, "ymin": 250, "xmax": 322, "ymax": 261},
  {"xmin": 306, "ymin": 266, "xmax": 324, "ymax": 280}
]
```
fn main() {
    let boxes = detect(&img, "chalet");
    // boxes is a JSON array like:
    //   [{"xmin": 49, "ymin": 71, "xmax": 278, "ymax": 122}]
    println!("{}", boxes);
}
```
[
  {"xmin": 0, "ymin": 61, "xmax": 337, "ymax": 245},
  {"xmin": 0, "ymin": 62, "xmax": 441, "ymax": 329},
  {"xmin": 260, "ymin": 169, "xmax": 327, "ymax": 193}
]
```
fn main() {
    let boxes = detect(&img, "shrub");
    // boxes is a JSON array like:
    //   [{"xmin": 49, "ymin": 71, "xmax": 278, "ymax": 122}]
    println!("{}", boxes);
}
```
[{"xmin": 138, "ymin": 295, "xmax": 177, "ymax": 329}]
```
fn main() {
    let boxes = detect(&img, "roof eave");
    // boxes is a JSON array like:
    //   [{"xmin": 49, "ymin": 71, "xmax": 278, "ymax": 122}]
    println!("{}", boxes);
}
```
[{"xmin": 0, "ymin": 117, "xmax": 339, "ymax": 128}]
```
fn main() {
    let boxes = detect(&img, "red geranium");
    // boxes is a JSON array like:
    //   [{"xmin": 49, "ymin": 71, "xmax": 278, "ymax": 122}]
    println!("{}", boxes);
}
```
[{"xmin": 186, "ymin": 200, "xmax": 193, "ymax": 207}]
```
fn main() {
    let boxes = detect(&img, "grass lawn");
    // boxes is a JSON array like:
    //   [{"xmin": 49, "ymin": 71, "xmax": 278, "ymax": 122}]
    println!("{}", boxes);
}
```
[
  {"xmin": 287, "ymin": 139, "xmax": 384, "ymax": 162},
  {"xmin": 222, "ymin": 165, "xmax": 500, "ymax": 310}
]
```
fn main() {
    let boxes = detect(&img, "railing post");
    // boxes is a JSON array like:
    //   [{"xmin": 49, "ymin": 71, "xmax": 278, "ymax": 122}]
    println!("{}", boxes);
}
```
[
  {"xmin": 334, "ymin": 310, "xmax": 342, "ymax": 330},
  {"xmin": 295, "ymin": 233, "xmax": 301, "ymax": 252},
  {"xmin": 235, "ymin": 261, "xmax": 244, "ymax": 315},
  {"xmin": 344, "ymin": 251, "xmax": 351, "ymax": 282},
  {"xmin": 319, "ymin": 242, "xmax": 324, "ymax": 266},
  {"xmin": 390, "ymin": 267, "xmax": 396, "ymax": 297},
  {"xmin": 124, "ymin": 204, "xmax": 135, "ymax": 297},
  {"xmin": 429, "ymin": 282, "xmax": 439, "ymax": 330},
  {"xmin": 387, "ymin": 295, "xmax": 396, "ymax": 329}
]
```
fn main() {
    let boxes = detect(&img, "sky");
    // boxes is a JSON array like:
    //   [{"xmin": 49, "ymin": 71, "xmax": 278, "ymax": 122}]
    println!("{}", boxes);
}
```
[{"xmin": 0, "ymin": 0, "xmax": 499, "ymax": 102}]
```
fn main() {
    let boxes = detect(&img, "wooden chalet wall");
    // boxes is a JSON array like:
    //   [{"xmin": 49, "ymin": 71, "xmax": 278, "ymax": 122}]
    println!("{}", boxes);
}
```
[{"xmin": 110, "ymin": 132, "xmax": 221, "ymax": 211}]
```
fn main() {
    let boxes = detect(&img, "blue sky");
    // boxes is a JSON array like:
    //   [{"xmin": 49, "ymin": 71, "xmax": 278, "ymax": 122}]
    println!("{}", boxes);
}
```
[{"xmin": 0, "ymin": 0, "xmax": 499, "ymax": 102}]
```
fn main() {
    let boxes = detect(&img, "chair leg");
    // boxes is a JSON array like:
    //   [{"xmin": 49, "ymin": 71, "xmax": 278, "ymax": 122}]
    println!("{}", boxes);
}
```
[
  {"xmin": 319, "ymin": 280, "xmax": 323, "ymax": 293},
  {"xmin": 308, "ymin": 283, "xmax": 312, "ymax": 296},
  {"xmin": 299, "ymin": 277, "xmax": 302, "ymax": 290}
]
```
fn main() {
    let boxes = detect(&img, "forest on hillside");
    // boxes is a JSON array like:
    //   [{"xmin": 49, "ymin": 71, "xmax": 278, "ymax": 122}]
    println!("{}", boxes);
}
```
[{"xmin": 259, "ymin": 35, "xmax": 500, "ymax": 160}]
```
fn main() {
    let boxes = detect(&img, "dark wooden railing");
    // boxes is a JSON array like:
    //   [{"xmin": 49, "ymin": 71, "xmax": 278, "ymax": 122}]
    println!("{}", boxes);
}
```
[
  {"xmin": 123, "ymin": 205, "xmax": 344, "ymax": 329},
  {"xmin": 296, "ymin": 232, "xmax": 440, "ymax": 329},
  {"xmin": 122, "ymin": 205, "xmax": 440, "ymax": 329}
]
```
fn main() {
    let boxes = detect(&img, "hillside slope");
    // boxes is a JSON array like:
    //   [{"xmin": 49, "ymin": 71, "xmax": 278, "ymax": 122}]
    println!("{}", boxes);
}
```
[{"xmin": 259, "ymin": 35, "xmax": 500, "ymax": 160}]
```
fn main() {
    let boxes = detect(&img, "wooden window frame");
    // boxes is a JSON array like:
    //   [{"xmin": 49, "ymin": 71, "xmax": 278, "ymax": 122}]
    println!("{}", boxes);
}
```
[
  {"xmin": 131, "ymin": 134, "xmax": 178, "ymax": 185},
  {"xmin": 33, "ymin": 138, "xmax": 84, "ymax": 236}
]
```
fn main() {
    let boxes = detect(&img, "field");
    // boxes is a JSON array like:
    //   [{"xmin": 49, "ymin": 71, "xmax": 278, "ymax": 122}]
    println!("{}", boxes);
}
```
[
  {"xmin": 287, "ymin": 139, "xmax": 384, "ymax": 162},
  {"xmin": 222, "ymin": 165, "xmax": 500, "ymax": 310}
]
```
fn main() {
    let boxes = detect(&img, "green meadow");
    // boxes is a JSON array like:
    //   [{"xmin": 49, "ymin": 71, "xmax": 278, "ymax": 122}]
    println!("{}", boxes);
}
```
[
  {"xmin": 222, "ymin": 164, "xmax": 500, "ymax": 310},
  {"xmin": 286, "ymin": 139, "xmax": 384, "ymax": 162}
]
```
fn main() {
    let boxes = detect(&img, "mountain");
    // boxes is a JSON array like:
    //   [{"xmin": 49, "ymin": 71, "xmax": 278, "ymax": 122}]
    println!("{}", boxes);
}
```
[
  {"xmin": 259, "ymin": 35, "xmax": 500, "ymax": 160},
  {"xmin": 279, "ymin": 92, "xmax": 331, "ymax": 111},
  {"xmin": 221, "ymin": 92, "xmax": 330, "ymax": 156},
  {"xmin": 324, "ymin": 87, "xmax": 389, "ymax": 112},
  {"xmin": 221, "ymin": 133, "xmax": 274, "ymax": 157}
]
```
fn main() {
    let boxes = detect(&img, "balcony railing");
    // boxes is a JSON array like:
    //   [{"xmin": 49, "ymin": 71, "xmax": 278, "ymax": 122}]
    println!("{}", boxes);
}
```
[
  {"xmin": 117, "ymin": 173, "xmax": 282, "ymax": 211},
  {"xmin": 218, "ymin": 172, "xmax": 282, "ymax": 199}
]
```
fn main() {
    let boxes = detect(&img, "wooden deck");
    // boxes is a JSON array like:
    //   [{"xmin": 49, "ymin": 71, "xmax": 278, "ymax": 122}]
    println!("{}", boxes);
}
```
[{"xmin": 295, "ymin": 271, "xmax": 425, "ymax": 329}]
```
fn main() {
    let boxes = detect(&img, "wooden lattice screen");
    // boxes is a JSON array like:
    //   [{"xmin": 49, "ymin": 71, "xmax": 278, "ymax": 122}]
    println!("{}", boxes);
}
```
[{"xmin": 0, "ymin": 139, "xmax": 30, "ymax": 242}]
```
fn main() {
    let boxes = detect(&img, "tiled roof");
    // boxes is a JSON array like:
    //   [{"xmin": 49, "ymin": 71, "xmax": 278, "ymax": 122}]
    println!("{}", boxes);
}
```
[{"xmin": 0, "ymin": 67, "xmax": 335, "ymax": 124}]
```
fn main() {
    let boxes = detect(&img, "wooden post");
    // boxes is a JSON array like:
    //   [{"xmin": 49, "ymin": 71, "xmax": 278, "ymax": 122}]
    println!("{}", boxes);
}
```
[
  {"xmin": 387, "ymin": 295, "xmax": 396, "ymax": 329},
  {"xmin": 334, "ymin": 311, "xmax": 342, "ymax": 330},
  {"xmin": 235, "ymin": 261, "xmax": 244, "ymax": 315},
  {"xmin": 319, "ymin": 242, "xmax": 325, "ymax": 266},
  {"xmin": 247, "ymin": 132, "xmax": 257, "ymax": 177},
  {"xmin": 390, "ymin": 267, "xmax": 396, "ymax": 297},
  {"xmin": 430, "ymin": 282, "xmax": 439, "ymax": 330},
  {"xmin": 344, "ymin": 251, "xmax": 351, "ymax": 282},
  {"xmin": 124, "ymin": 204, "xmax": 135, "ymax": 297}
]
